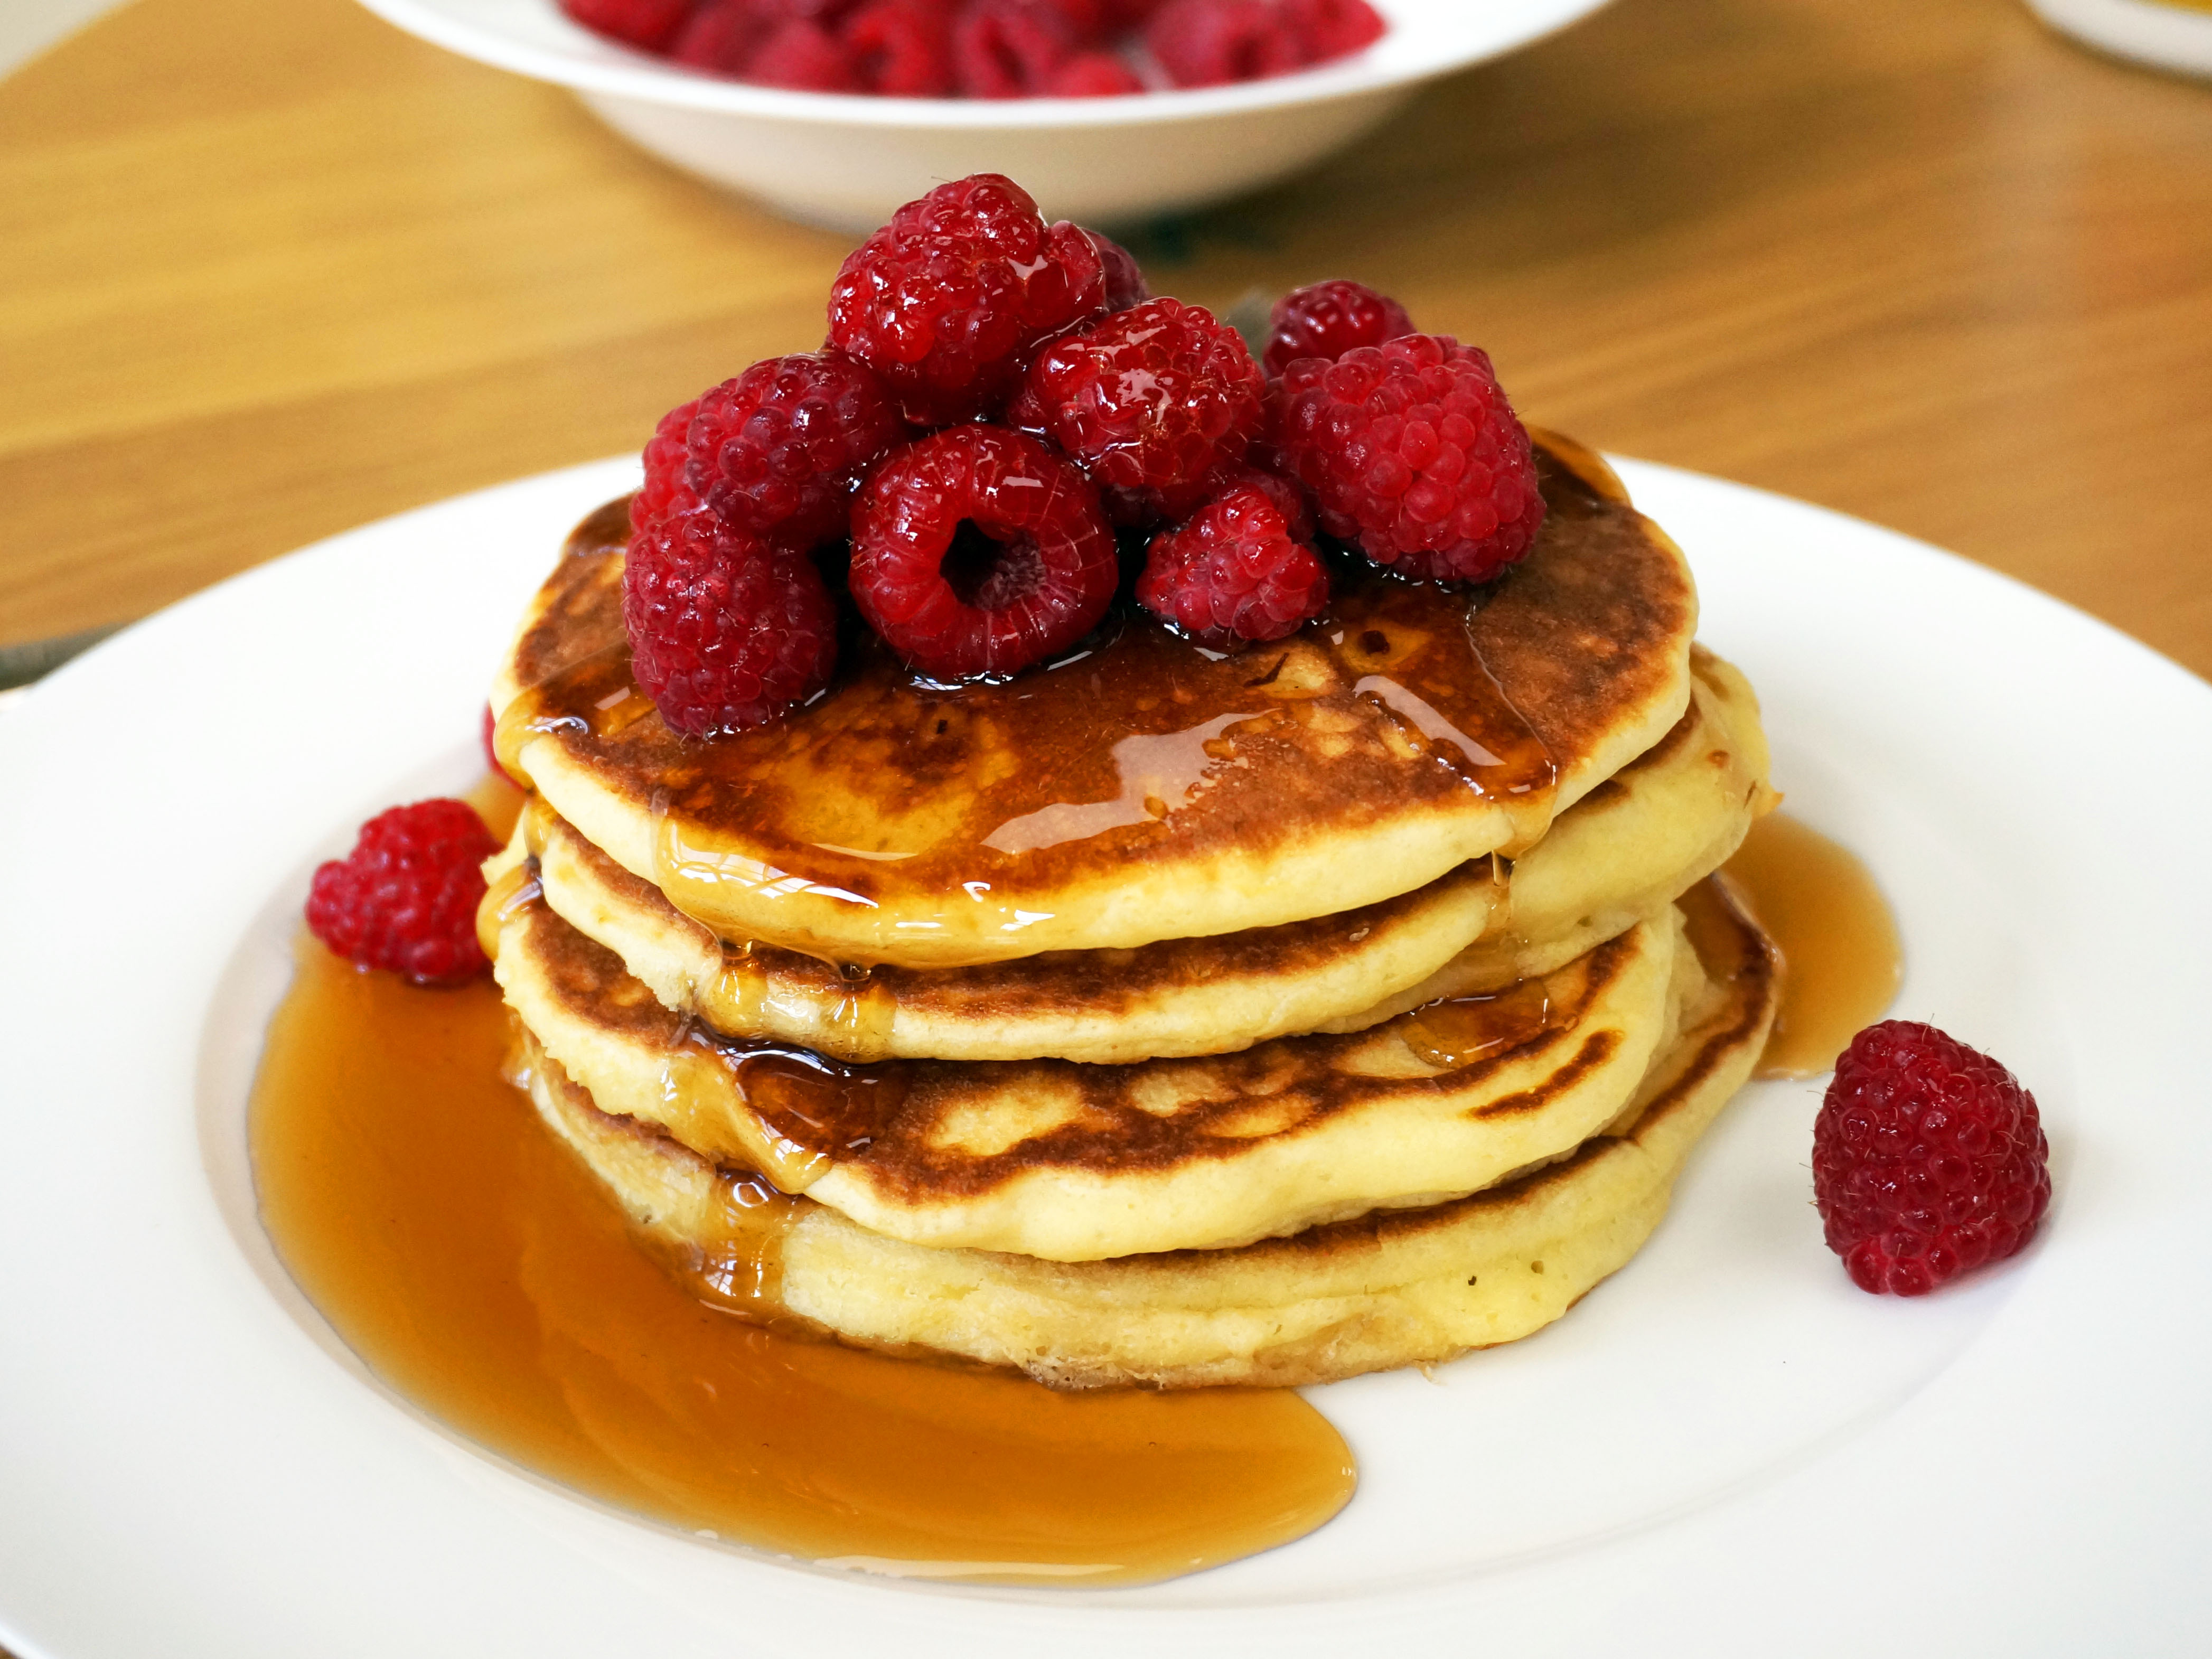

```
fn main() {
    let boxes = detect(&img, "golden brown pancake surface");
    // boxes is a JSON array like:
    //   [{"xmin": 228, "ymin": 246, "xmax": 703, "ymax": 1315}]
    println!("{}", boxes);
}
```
[
  {"xmin": 491, "ymin": 443, "xmax": 1697, "ymax": 967},
  {"xmin": 517, "ymin": 878, "xmax": 1777, "ymax": 1389},
  {"xmin": 494, "ymin": 889, "xmax": 1695, "ymax": 1260},
  {"xmin": 500, "ymin": 646, "xmax": 1771, "ymax": 1064}
]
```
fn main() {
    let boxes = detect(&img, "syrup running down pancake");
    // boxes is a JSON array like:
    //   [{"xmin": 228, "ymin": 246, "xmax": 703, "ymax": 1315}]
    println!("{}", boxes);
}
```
[
  {"xmin": 497, "ymin": 890, "xmax": 1692, "ymax": 1261},
  {"xmin": 513, "ymin": 879, "xmax": 1775, "ymax": 1389},
  {"xmin": 496, "ymin": 648, "xmax": 1771, "ymax": 1063},
  {"xmin": 475, "ymin": 424, "xmax": 1781, "ymax": 1396}
]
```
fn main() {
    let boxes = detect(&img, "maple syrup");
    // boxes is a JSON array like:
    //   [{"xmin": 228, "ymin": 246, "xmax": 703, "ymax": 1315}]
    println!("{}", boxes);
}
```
[
  {"xmin": 1399, "ymin": 977, "xmax": 1555, "ymax": 1071},
  {"xmin": 1720, "ymin": 812, "xmax": 1902, "ymax": 1078},
  {"xmin": 250, "ymin": 821, "xmax": 1355, "ymax": 1583},
  {"xmin": 491, "ymin": 487, "xmax": 1587, "ymax": 967}
]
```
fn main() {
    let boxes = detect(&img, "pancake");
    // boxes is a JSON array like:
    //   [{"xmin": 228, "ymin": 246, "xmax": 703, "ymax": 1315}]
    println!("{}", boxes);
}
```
[
  {"xmin": 504, "ymin": 807, "xmax": 1503, "ymax": 1064},
  {"xmin": 493, "ymin": 888, "xmax": 1698, "ymax": 1261},
  {"xmin": 1315, "ymin": 646, "xmax": 1776, "ymax": 1025},
  {"xmin": 499, "ymin": 646, "xmax": 1771, "ymax": 1064},
  {"xmin": 514, "ymin": 877, "xmax": 1777, "ymax": 1389},
  {"xmin": 490, "ymin": 439, "xmax": 1698, "ymax": 968}
]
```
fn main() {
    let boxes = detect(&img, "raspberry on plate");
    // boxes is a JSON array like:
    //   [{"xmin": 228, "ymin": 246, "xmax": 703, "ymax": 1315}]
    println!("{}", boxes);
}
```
[
  {"xmin": 849, "ymin": 424, "xmax": 1118, "ymax": 679},
  {"xmin": 305, "ymin": 799, "xmax": 500, "ymax": 985},
  {"xmin": 623, "ymin": 507, "xmax": 841, "ymax": 734},
  {"xmin": 1013, "ymin": 296, "xmax": 1266, "ymax": 505},
  {"xmin": 1271, "ymin": 333, "xmax": 1546, "ymax": 584},
  {"xmin": 1138, "ymin": 482, "xmax": 1329, "ymax": 646},
  {"xmin": 1813, "ymin": 1020, "xmax": 2052, "ymax": 1297},
  {"xmin": 828, "ymin": 174, "xmax": 1108, "ymax": 425},
  {"xmin": 1263, "ymin": 278, "xmax": 1413, "ymax": 377},
  {"xmin": 678, "ymin": 352, "xmax": 909, "ymax": 548}
]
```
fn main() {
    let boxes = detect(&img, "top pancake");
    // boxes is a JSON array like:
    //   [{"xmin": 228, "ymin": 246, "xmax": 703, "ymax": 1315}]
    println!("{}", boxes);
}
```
[{"xmin": 492, "ymin": 437, "xmax": 1697, "ymax": 968}]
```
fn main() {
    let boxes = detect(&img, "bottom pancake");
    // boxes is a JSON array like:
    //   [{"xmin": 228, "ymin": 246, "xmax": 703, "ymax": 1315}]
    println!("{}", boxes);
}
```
[{"xmin": 511, "ymin": 878, "xmax": 1776, "ymax": 1390}]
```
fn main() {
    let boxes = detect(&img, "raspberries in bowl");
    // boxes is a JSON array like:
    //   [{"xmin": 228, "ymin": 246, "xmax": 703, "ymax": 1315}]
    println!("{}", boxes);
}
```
[
  {"xmin": 561, "ymin": 0, "xmax": 1389, "ymax": 97},
  {"xmin": 349, "ymin": 0, "xmax": 1616, "ymax": 228},
  {"xmin": 619, "ymin": 172, "xmax": 1545, "ymax": 730}
]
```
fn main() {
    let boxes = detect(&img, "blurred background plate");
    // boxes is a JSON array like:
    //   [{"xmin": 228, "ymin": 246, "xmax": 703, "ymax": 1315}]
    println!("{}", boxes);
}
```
[{"xmin": 347, "ymin": 0, "xmax": 1614, "ymax": 228}]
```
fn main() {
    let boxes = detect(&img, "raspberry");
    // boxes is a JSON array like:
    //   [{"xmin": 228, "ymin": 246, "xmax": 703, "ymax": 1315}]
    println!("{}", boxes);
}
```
[
  {"xmin": 560, "ymin": 0, "xmax": 692, "ymax": 49},
  {"xmin": 828, "ymin": 174, "xmax": 1109, "ymax": 426},
  {"xmin": 1088, "ymin": 229, "xmax": 1150, "ymax": 312},
  {"xmin": 1283, "ymin": 0, "xmax": 1384, "ymax": 60},
  {"xmin": 842, "ymin": 0, "xmax": 956, "ymax": 93},
  {"xmin": 1263, "ymin": 278, "xmax": 1413, "ymax": 377},
  {"xmin": 850, "ymin": 425, "xmax": 1117, "ymax": 679},
  {"xmin": 744, "ymin": 16, "xmax": 861, "ymax": 87},
  {"xmin": 1037, "ymin": 0, "xmax": 1111, "ymax": 36},
  {"xmin": 623, "ymin": 508, "xmax": 840, "ymax": 734},
  {"xmin": 954, "ymin": 0, "xmax": 1079, "ymax": 97},
  {"xmin": 1138, "ymin": 483, "xmax": 1329, "ymax": 645},
  {"xmin": 679, "ymin": 353, "xmax": 908, "ymax": 548},
  {"xmin": 669, "ymin": 1, "xmax": 771, "ymax": 71},
  {"xmin": 1813, "ymin": 1021, "xmax": 2052, "ymax": 1297},
  {"xmin": 306, "ymin": 800, "xmax": 500, "ymax": 985},
  {"xmin": 1012, "ymin": 296, "xmax": 1266, "ymax": 505},
  {"xmin": 756, "ymin": 0, "xmax": 865, "ymax": 18},
  {"xmin": 1146, "ymin": 0, "xmax": 1307, "ymax": 86},
  {"xmin": 634, "ymin": 397, "xmax": 702, "ymax": 536},
  {"xmin": 1201, "ymin": 457, "xmax": 1315, "ymax": 540},
  {"xmin": 1272, "ymin": 333, "xmax": 1545, "ymax": 584},
  {"xmin": 1047, "ymin": 49, "xmax": 1144, "ymax": 94},
  {"xmin": 753, "ymin": 0, "xmax": 865, "ymax": 21},
  {"xmin": 1101, "ymin": 453, "xmax": 1313, "ymax": 535}
]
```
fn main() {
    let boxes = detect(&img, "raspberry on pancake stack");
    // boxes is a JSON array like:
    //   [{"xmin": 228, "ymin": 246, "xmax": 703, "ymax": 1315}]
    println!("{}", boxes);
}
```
[{"xmin": 480, "ymin": 175, "xmax": 1785, "ymax": 1388}]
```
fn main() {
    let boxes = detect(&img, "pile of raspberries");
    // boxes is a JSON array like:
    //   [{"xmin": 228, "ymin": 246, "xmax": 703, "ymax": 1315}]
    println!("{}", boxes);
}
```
[
  {"xmin": 561, "ymin": 0, "xmax": 1385, "ymax": 96},
  {"xmin": 623, "ymin": 172, "xmax": 1546, "ymax": 735}
]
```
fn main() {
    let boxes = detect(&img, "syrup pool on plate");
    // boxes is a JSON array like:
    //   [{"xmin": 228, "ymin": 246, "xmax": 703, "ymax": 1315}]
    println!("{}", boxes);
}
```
[
  {"xmin": 1721, "ymin": 811, "xmax": 1904, "ymax": 1077},
  {"xmin": 250, "ymin": 780, "xmax": 1355, "ymax": 1585}
]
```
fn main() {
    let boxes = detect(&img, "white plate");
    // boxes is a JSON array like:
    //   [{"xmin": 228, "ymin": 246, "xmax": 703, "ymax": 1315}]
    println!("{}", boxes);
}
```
[
  {"xmin": 349, "ymin": 0, "xmax": 1612, "ymax": 229},
  {"xmin": 4, "ymin": 458, "xmax": 2210, "ymax": 1658}
]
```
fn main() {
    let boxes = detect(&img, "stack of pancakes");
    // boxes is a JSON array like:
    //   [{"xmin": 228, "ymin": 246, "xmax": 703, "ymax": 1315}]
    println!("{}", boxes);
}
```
[{"xmin": 481, "ymin": 435, "xmax": 1781, "ymax": 1389}]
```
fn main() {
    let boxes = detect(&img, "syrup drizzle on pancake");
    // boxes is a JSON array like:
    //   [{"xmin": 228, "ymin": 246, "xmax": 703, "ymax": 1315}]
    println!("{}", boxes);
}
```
[
  {"xmin": 489, "ymin": 467, "xmax": 1639, "ymax": 964},
  {"xmin": 663, "ymin": 1019, "xmax": 912, "ymax": 1194},
  {"xmin": 1400, "ymin": 976, "xmax": 1554, "ymax": 1070}
]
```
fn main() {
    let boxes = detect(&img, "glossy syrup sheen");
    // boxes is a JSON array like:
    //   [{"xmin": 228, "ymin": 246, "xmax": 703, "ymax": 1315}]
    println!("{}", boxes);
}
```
[
  {"xmin": 1398, "ymin": 976, "xmax": 1555, "ymax": 1072},
  {"xmin": 250, "ymin": 893, "xmax": 1355, "ymax": 1580},
  {"xmin": 490, "ymin": 486, "xmax": 1647, "ymax": 954},
  {"xmin": 1721, "ymin": 811, "xmax": 1904, "ymax": 1078}
]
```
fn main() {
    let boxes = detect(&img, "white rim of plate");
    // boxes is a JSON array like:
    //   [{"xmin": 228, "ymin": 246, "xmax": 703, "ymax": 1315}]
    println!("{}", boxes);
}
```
[{"xmin": 2, "ymin": 456, "xmax": 2210, "ymax": 1658}]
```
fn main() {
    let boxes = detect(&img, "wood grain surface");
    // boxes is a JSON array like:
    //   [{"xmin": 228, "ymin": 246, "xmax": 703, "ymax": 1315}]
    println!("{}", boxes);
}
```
[
  {"xmin": 0, "ymin": 4, "xmax": 2205, "ymax": 1651},
  {"xmin": 1, "ymin": 0, "xmax": 2208, "ymax": 681}
]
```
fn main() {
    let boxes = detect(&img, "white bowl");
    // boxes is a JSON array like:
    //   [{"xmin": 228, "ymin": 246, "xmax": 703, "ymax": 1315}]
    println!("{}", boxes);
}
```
[{"xmin": 351, "ymin": 0, "xmax": 1613, "ymax": 231}]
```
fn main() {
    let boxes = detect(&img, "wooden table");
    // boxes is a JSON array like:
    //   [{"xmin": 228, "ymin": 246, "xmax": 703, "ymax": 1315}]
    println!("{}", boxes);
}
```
[
  {"xmin": 3, "ymin": 0, "xmax": 2209, "ymax": 678},
  {"xmin": 0, "ymin": 5, "xmax": 2205, "ymax": 1650}
]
